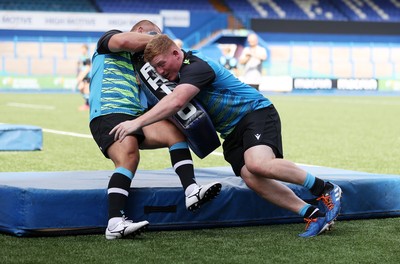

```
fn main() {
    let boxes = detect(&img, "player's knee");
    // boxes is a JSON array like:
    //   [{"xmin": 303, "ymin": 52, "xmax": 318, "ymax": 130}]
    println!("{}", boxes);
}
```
[
  {"xmin": 113, "ymin": 152, "xmax": 139, "ymax": 172},
  {"xmin": 241, "ymin": 173, "xmax": 262, "ymax": 193},
  {"xmin": 245, "ymin": 159, "xmax": 274, "ymax": 178}
]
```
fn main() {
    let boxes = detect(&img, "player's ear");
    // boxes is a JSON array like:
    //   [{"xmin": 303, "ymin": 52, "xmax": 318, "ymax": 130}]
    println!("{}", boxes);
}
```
[{"xmin": 172, "ymin": 49, "xmax": 180, "ymax": 56}]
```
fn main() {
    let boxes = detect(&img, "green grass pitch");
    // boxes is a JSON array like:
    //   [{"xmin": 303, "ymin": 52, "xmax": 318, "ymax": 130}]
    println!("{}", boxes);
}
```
[{"xmin": 1, "ymin": 92, "xmax": 400, "ymax": 263}]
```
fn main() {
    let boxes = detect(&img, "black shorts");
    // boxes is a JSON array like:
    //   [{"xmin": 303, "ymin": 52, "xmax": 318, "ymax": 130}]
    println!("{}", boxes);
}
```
[
  {"xmin": 222, "ymin": 105, "xmax": 283, "ymax": 176},
  {"xmin": 89, "ymin": 113, "xmax": 144, "ymax": 158}
]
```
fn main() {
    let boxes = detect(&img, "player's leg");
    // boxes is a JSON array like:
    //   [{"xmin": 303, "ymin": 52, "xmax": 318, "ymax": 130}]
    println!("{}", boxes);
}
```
[
  {"xmin": 77, "ymin": 80, "xmax": 84, "ymax": 94},
  {"xmin": 244, "ymin": 145, "xmax": 342, "ymax": 223},
  {"xmin": 83, "ymin": 79, "xmax": 90, "ymax": 107},
  {"xmin": 141, "ymin": 120, "xmax": 221, "ymax": 211},
  {"xmin": 105, "ymin": 137, "xmax": 148, "ymax": 239},
  {"xmin": 243, "ymin": 107, "xmax": 341, "ymax": 228},
  {"xmin": 78, "ymin": 79, "xmax": 90, "ymax": 110},
  {"xmin": 224, "ymin": 106, "xmax": 341, "ymax": 237},
  {"xmin": 141, "ymin": 120, "xmax": 196, "ymax": 191},
  {"xmin": 241, "ymin": 148, "xmax": 333, "ymax": 237},
  {"xmin": 90, "ymin": 114, "xmax": 149, "ymax": 240},
  {"xmin": 254, "ymin": 123, "xmax": 341, "ymax": 227}
]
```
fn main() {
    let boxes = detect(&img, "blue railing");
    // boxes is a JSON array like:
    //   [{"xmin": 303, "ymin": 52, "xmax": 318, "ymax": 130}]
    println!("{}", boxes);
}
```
[{"xmin": 183, "ymin": 14, "xmax": 228, "ymax": 48}]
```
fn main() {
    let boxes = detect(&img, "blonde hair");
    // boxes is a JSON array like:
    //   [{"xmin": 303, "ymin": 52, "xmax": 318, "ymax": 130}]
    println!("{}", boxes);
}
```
[{"xmin": 144, "ymin": 34, "xmax": 176, "ymax": 62}]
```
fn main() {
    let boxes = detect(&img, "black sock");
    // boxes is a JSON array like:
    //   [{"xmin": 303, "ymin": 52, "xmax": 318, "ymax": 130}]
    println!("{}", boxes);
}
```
[
  {"xmin": 107, "ymin": 171, "xmax": 132, "ymax": 219},
  {"xmin": 304, "ymin": 206, "xmax": 325, "ymax": 219},
  {"xmin": 310, "ymin": 178, "xmax": 326, "ymax": 196},
  {"xmin": 170, "ymin": 142, "xmax": 196, "ymax": 190},
  {"xmin": 322, "ymin": 182, "xmax": 334, "ymax": 193}
]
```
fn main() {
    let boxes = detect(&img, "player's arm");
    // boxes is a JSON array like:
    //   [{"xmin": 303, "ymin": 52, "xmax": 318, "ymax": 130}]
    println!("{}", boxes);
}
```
[
  {"xmin": 97, "ymin": 30, "xmax": 153, "ymax": 54},
  {"xmin": 107, "ymin": 32, "xmax": 154, "ymax": 53},
  {"xmin": 110, "ymin": 83, "xmax": 199, "ymax": 142}
]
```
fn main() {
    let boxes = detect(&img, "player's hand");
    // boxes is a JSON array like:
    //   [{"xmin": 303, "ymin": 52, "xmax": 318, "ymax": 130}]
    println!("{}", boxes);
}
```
[{"xmin": 109, "ymin": 120, "xmax": 140, "ymax": 142}]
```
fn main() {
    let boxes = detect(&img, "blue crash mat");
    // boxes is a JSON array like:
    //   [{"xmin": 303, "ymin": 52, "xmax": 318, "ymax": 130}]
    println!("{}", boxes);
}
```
[
  {"xmin": 0, "ymin": 165, "xmax": 400, "ymax": 236},
  {"xmin": 0, "ymin": 124, "xmax": 42, "ymax": 151}
]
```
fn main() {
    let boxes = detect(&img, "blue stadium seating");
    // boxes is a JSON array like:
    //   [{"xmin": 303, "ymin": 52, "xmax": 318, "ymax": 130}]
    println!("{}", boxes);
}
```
[
  {"xmin": 95, "ymin": 0, "xmax": 216, "ymax": 14},
  {"xmin": 0, "ymin": 0, "xmax": 97, "ymax": 12},
  {"xmin": 1, "ymin": 0, "xmax": 399, "ymax": 82},
  {"xmin": 330, "ymin": 0, "xmax": 400, "ymax": 22},
  {"xmin": 224, "ymin": 0, "xmax": 400, "ymax": 24},
  {"xmin": 1, "ymin": 0, "xmax": 398, "ymax": 23}
]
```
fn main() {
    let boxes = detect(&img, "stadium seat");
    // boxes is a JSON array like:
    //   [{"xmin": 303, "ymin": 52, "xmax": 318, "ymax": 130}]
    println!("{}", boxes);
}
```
[
  {"xmin": 373, "ymin": 61, "xmax": 394, "ymax": 79},
  {"xmin": 3, "ymin": 57, "xmax": 29, "ymax": 75},
  {"xmin": 311, "ymin": 61, "xmax": 332, "ymax": 78},
  {"xmin": 39, "ymin": 43, "xmax": 65, "ymax": 58},
  {"xmin": 0, "ymin": 42, "xmax": 15, "ymax": 58},
  {"xmin": 30, "ymin": 57, "xmax": 54, "ymax": 75},
  {"xmin": 0, "ymin": 0, "xmax": 97, "ymax": 12},
  {"xmin": 332, "ymin": 61, "xmax": 353, "ymax": 78},
  {"xmin": 226, "ymin": 0, "xmax": 348, "ymax": 23},
  {"xmin": 353, "ymin": 61, "xmax": 374, "ymax": 78},
  {"xmin": 95, "ymin": 0, "xmax": 216, "ymax": 13}
]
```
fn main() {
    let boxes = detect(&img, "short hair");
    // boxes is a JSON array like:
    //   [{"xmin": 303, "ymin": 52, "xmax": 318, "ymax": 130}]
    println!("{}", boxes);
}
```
[
  {"xmin": 130, "ymin": 20, "xmax": 161, "ymax": 33},
  {"xmin": 144, "ymin": 34, "xmax": 176, "ymax": 62}
]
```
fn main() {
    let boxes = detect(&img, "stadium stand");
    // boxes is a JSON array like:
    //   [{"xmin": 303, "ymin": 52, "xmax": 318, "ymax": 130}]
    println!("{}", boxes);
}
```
[
  {"xmin": 1, "ymin": 0, "xmax": 399, "ymax": 83},
  {"xmin": 331, "ymin": 0, "xmax": 394, "ymax": 21},
  {"xmin": 0, "ymin": 0, "xmax": 97, "ymax": 12},
  {"xmin": 225, "ymin": 0, "xmax": 400, "ymax": 23},
  {"xmin": 95, "ymin": 0, "xmax": 217, "ymax": 13},
  {"xmin": 264, "ymin": 41, "xmax": 400, "ymax": 79}
]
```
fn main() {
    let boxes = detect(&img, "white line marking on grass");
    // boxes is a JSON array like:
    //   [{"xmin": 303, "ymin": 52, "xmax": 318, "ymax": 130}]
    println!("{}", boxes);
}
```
[
  {"xmin": 42, "ymin": 128, "xmax": 92, "ymax": 138},
  {"xmin": 7, "ymin": 102, "xmax": 55, "ymax": 110}
]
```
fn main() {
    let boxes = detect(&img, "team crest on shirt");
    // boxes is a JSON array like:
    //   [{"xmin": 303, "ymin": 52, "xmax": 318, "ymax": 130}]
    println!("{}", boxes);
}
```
[{"xmin": 183, "ymin": 59, "xmax": 190, "ymax": 65}]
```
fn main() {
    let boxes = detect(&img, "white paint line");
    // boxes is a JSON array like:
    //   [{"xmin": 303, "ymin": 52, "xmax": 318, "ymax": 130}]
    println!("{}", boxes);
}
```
[
  {"xmin": 42, "ymin": 128, "xmax": 92, "ymax": 138},
  {"xmin": 7, "ymin": 102, "xmax": 55, "ymax": 110}
]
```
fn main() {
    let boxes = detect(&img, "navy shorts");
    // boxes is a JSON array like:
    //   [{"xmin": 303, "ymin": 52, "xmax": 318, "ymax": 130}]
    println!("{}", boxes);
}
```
[
  {"xmin": 222, "ymin": 105, "xmax": 283, "ymax": 176},
  {"xmin": 89, "ymin": 113, "xmax": 144, "ymax": 158}
]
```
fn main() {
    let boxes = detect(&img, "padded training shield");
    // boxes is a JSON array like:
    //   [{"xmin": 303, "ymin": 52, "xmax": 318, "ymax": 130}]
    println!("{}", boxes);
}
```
[{"xmin": 132, "ymin": 53, "xmax": 220, "ymax": 159}]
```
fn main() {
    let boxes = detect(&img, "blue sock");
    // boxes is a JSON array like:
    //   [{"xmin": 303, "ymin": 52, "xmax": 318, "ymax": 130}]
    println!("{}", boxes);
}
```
[
  {"xmin": 298, "ymin": 204, "xmax": 312, "ymax": 217},
  {"xmin": 303, "ymin": 172, "xmax": 316, "ymax": 189}
]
